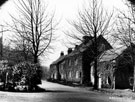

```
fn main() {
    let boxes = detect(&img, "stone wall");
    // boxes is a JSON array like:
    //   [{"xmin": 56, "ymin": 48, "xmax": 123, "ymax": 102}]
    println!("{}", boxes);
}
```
[{"xmin": 59, "ymin": 54, "xmax": 83, "ymax": 83}]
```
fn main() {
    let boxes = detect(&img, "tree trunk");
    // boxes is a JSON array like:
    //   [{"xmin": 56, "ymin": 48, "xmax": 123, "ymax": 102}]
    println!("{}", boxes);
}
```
[
  {"xmin": 93, "ymin": 31, "xmax": 98, "ymax": 90},
  {"xmin": 34, "ymin": 55, "xmax": 38, "ymax": 63},
  {"xmin": 94, "ymin": 59, "xmax": 98, "ymax": 89},
  {"xmin": 133, "ymin": 63, "xmax": 135, "ymax": 91},
  {"xmin": 131, "ymin": 44, "xmax": 135, "ymax": 92},
  {"xmin": 112, "ymin": 76, "xmax": 115, "ymax": 90},
  {"xmin": 56, "ymin": 64, "xmax": 61, "ymax": 81}
]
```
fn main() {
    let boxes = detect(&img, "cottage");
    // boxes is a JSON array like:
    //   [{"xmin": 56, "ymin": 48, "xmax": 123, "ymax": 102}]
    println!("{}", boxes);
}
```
[
  {"xmin": 49, "ymin": 35, "xmax": 112, "ymax": 85},
  {"xmin": 97, "ymin": 46, "xmax": 134, "ymax": 89},
  {"xmin": 91, "ymin": 49, "xmax": 119, "ymax": 89}
]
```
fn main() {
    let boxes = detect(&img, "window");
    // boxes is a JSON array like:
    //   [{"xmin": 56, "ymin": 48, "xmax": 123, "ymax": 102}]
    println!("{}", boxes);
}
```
[
  {"xmin": 54, "ymin": 73, "xmax": 57, "ymax": 79},
  {"xmin": 79, "ymin": 72, "xmax": 82, "ymax": 78},
  {"xmin": 106, "ymin": 76, "xmax": 111, "ymax": 85},
  {"xmin": 61, "ymin": 64, "xmax": 63, "ymax": 70},
  {"xmin": 61, "ymin": 73, "xmax": 64, "ymax": 79},
  {"xmin": 106, "ymin": 64, "xmax": 109, "ymax": 70},
  {"xmin": 76, "ymin": 71, "xmax": 80, "ymax": 79},
  {"xmin": 99, "ymin": 43, "xmax": 105, "ymax": 52},
  {"xmin": 75, "ymin": 58, "xmax": 78, "ymax": 65},
  {"xmin": 69, "ymin": 71, "xmax": 72, "ymax": 78},
  {"xmin": 91, "ymin": 66, "xmax": 94, "ymax": 85},
  {"xmin": 60, "ymin": 61, "xmax": 65, "ymax": 70},
  {"xmin": 51, "ymin": 74, "xmax": 54, "ymax": 79},
  {"xmin": 69, "ymin": 59, "xmax": 71, "ymax": 66}
]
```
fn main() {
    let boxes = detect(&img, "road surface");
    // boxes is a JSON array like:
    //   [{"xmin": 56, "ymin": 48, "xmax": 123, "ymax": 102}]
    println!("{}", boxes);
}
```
[{"xmin": 0, "ymin": 80, "xmax": 133, "ymax": 102}]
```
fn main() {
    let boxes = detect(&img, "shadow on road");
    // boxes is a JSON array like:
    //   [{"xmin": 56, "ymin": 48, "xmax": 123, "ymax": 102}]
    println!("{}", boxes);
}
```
[
  {"xmin": 44, "ymin": 90, "xmax": 75, "ymax": 93},
  {"xmin": 0, "ymin": 87, "xmax": 74, "ymax": 93}
]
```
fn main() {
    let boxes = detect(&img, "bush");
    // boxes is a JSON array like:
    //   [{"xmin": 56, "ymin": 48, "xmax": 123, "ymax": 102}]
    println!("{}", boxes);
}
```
[
  {"xmin": 12, "ymin": 62, "xmax": 42, "ymax": 91},
  {"xmin": 102, "ymin": 84, "xmax": 111, "ymax": 88}
]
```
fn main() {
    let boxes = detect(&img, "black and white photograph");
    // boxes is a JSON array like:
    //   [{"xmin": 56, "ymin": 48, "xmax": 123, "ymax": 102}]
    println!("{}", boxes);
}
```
[{"xmin": 0, "ymin": 0, "xmax": 134, "ymax": 102}]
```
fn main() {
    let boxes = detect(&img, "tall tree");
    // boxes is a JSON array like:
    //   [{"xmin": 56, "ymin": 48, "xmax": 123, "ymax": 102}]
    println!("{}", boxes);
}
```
[
  {"xmin": 112, "ymin": 1, "xmax": 135, "ymax": 91},
  {"xmin": 9, "ymin": 0, "xmax": 57, "ymax": 63},
  {"xmin": 66, "ymin": 0, "xmax": 113, "ymax": 89},
  {"xmin": 10, "ymin": 32, "xmax": 34, "ymax": 62}
]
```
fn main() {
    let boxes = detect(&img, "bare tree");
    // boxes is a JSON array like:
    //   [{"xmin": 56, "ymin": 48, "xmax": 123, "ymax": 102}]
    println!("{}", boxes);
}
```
[
  {"xmin": 9, "ymin": 0, "xmax": 57, "ymax": 63},
  {"xmin": 112, "ymin": 1, "xmax": 135, "ymax": 91},
  {"xmin": 11, "ymin": 37, "xmax": 33, "ymax": 62},
  {"xmin": 66, "ymin": 0, "xmax": 113, "ymax": 89}
]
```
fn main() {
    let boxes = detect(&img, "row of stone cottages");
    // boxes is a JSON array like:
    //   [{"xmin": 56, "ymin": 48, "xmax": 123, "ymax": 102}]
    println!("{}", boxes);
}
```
[{"xmin": 49, "ymin": 35, "xmax": 133, "ymax": 89}]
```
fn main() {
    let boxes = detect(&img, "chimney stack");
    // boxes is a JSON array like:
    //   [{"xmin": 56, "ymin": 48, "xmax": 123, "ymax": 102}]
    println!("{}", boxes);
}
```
[
  {"xmin": 82, "ymin": 36, "xmax": 93, "ymax": 44},
  {"xmin": 75, "ymin": 45, "xmax": 78, "ymax": 49},
  {"xmin": 60, "ymin": 51, "xmax": 64, "ymax": 56},
  {"xmin": 68, "ymin": 48, "xmax": 72, "ymax": 54}
]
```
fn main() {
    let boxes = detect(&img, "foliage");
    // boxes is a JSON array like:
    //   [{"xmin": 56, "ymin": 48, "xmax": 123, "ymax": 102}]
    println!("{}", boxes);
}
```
[
  {"xmin": 112, "ymin": 1, "xmax": 135, "ymax": 91},
  {"xmin": 0, "ymin": 61, "xmax": 42, "ymax": 91},
  {"xmin": 2, "ymin": 46, "xmax": 33, "ymax": 66},
  {"xmin": 12, "ymin": 62, "xmax": 42, "ymax": 87},
  {"xmin": 41, "ymin": 66, "xmax": 49, "ymax": 80}
]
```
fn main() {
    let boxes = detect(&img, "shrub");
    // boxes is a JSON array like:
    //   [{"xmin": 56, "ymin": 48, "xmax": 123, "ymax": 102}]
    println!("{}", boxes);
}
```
[
  {"xmin": 102, "ymin": 84, "xmax": 111, "ymax": 88},
  {"xmin": 12, "ymin": 62, "xmax": 42, "ymax": 90}
]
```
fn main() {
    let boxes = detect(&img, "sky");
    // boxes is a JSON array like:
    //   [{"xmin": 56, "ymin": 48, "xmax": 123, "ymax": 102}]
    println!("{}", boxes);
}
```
[{"xmin": 0, "ymin": 0, "xmax": 128, "ymax": 67}]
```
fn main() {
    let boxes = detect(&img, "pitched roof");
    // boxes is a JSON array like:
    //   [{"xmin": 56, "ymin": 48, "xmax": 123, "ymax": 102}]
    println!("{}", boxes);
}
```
[
  {"xmin": 99, "ymin": 46, "xmax": 127, "ymax": 62},
  {"xmin": 51, "ymin": 35, "xmax": 112, "ymax": 65},
  {"xmin": 51, "ymin": 55, "xmax": 66, "ymax": 65}
]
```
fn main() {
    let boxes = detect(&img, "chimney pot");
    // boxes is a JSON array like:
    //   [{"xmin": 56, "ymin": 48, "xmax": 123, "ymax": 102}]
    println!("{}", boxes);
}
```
[
  {"xmin": 75, "ymin": 45, "xmax": 78, "ymax": 49},
  {"xmin": 82, "ymin": 36, "xmax": 93, "ymax": 44},
  {"xmin": 68, "ymin": 48, "xmax": 72, "ymax": 54},
  {"xmin": 60, "ymin": 51, "xmax": 64, "ymax": 56}
]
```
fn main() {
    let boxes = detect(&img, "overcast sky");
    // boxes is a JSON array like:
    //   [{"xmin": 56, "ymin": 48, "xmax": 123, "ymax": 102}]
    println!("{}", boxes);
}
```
[{"xmin": 0, "ymin": 0, "xmax": 127, "ymax": 67}]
